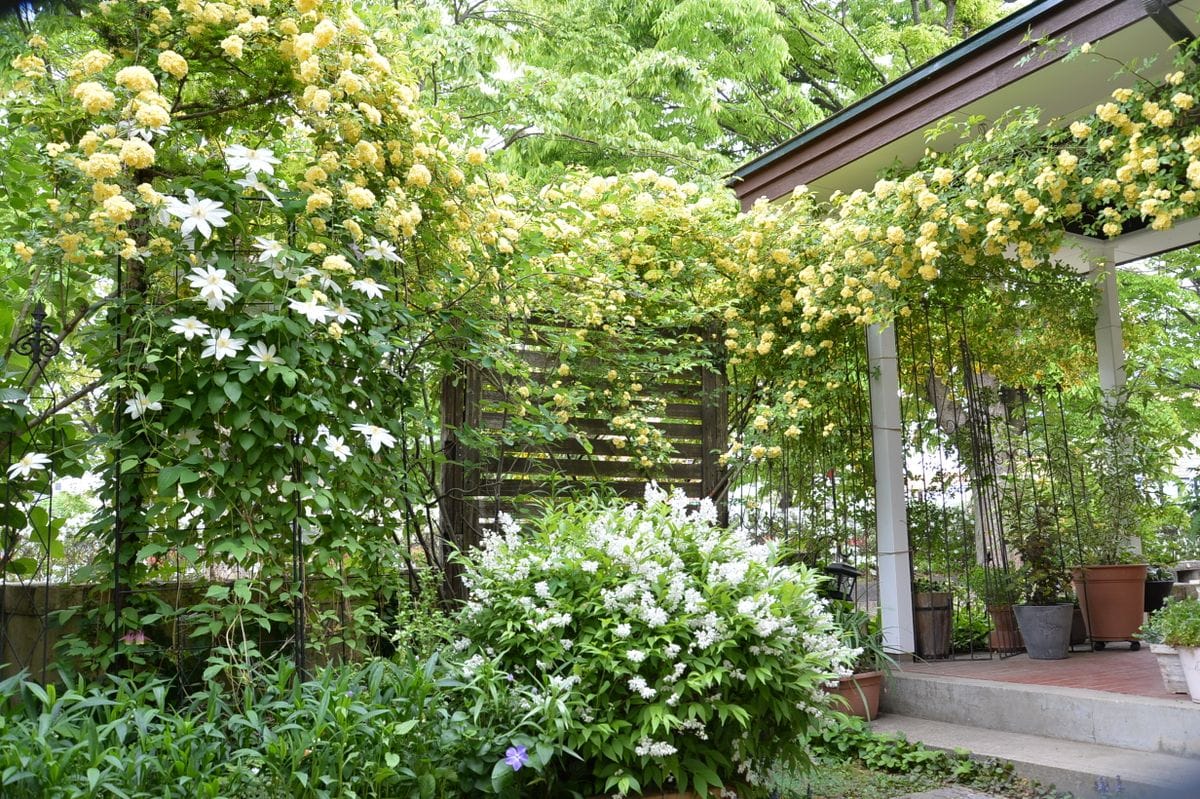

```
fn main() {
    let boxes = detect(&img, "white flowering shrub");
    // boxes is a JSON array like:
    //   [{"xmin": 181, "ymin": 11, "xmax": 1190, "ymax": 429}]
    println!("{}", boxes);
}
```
[{"xmin": 456, "ymin": 486, "xmax": 857, "ymax": 798}]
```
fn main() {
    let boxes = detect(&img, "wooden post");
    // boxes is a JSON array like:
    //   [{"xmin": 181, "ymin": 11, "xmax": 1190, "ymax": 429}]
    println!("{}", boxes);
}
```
[
  {"xmin": 700, "ymin": 332, "xmax": 729, "ymax": 527},
  {"xmin": 439, "ymin": 365, "xmax": 480, "ymax": 599}
]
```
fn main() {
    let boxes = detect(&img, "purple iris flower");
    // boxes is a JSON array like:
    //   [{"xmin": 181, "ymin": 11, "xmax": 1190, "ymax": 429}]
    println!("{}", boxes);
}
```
[{"xmin": 503, "ymin": 744, "xmax": 529, "ymax": 770}]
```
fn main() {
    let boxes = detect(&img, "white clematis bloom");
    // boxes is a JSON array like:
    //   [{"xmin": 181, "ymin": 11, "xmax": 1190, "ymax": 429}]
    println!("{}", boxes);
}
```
[
  {"xmin": 201, "ymin": 328, "xmax": 246, "ymax": 361},
  {"xmin": 125, "ymin": 391, "xmax": 162, "ymax": 419},
  {"xmin": 224, "ymin": 144, "xmax": 280, "ymax": 175},
  {"xmin": 246, "ymin": 341, "xmax": 279, "ymax": 370},
  {"xmin": 363, "ymin": 236, "xmax": 401, "ymax": 263},
  {"xmin": 185, "ymin": 265, "xmax": 238, "ymax": 310},
  {"xmin": 331, "ymin": 304, "xmax": 360, "ymax": 325},
  {"xmin": 165, "ymin": 190, "xmax": 231, "ymax": 240},
  {"xmin": 287, "ymin": 298, "xmax": 331, "ymax": 324},
  {"xmin": 350, "ymin": 422, "xmax": 397, "ymax": 453},
  {"xmin": 170, "ymin": 316, "xmax": 210, "ymax": 340},
  {"xmin": 7, "ymin": 452, "xmax": 51, "ymax": 479},
  {"xmin": 324, "ymin": 435, "xmax": 352, "ymax": 461},
  {"xmin": 253, "ymin": 236, "xmax": 284, "ymax": 263},
  {"xmin": 350, "ymin": 277, "xmax": 388, "ymax": 299}
]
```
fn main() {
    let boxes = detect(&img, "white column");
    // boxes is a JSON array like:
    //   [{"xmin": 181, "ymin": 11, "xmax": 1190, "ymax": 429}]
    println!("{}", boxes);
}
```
[
  {"xmin": 1092, "ymin": 254, "xmax": 1126, "ymax": 399},
  {"xmin": 867, "ymin": 323, "xmax": 914, "ymax": 655},
  {"xmin": 1053, "ymin": 234, "xmax": 1124, "ymax": 399}
]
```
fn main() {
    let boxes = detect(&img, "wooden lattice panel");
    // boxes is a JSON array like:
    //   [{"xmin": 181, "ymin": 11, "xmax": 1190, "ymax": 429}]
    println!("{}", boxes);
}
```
[{"xmin": 440, "ymin": 326, "xmax": 727, "ymax": 560}]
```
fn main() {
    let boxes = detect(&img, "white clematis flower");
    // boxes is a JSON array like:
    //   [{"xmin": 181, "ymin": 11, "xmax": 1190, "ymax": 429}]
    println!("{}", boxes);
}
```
[
  {"xmin": 224, "ymin": 144, "xmax": 280, "ymax": 175},
  {"xmin": 363, "ymin": 236, "xmax": 401, "ymax": 263},
  {"xmin": 170, "ymin": 316, "xmax": 210, "ymax": 340},
  {"xmin": 331, "ymin": 304, "xmax": 360, "ymax": 325},
  {"xmin": 253, "ymin": 236, "xmax": 284, "ymax": 263},
  {"xmin": 7, "ymin": 452, "xmax": 51, "ymax": 479},
  {"xmin": 201, "ymin": 328, "xmax": 246, "ymax": 361},
  {"xmin": 125, "ymin": 391, "xmax": 162, "ymax": 419},
  {"xmin": 185, "ymin": 265, "xmax": 238, "ymax": 311},
  {"xmin": 235, "ymin": 175, "xmax": 282, "ymax": 207},
  {"xmin": 350, "ymin": 277, "xmax": 388, "ymax": 299},
  {"xmin": 246, "ymin": 341, "xmax": 279, "ymax": 370},
  {"xmin": 350, "ymin": 423, "xmax": 396, "ymax": 453},
  {"xmin": 165, "ymin": 190, "xmax": 231, "ymax": 240},
  {"xmin": 287, "ymin": 298, "xmax": 331, "ymax": 324},
  {"xmin": 324, "ymin": 435, "xmax": 352, "ymax": 461}
]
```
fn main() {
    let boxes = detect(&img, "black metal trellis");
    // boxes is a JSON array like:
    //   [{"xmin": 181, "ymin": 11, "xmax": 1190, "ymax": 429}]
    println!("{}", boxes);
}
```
[{"xmin": 1, "ymin": 303, "xmax": 62, "ymax": 684}]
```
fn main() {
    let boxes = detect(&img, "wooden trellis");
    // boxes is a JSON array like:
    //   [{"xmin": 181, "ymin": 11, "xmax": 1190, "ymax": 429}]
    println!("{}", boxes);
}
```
[{"xmin": 439, "ymin": 326, "xmax": 728, "ymax": 577}]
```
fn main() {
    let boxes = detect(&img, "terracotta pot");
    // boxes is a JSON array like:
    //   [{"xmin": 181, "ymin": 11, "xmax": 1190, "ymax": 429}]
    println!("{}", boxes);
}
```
[
  {"xmin": 1071, "ymin": 564, "xmax": 1148, "ymax": 644},
  {"xmin": 913, "ymin": 591, "xmax": 952, "ymax": 659},
  {"xmin": 986, "ymin": 604, "xmax": 1024, "ymax": 653},
  {"xmin": 829, "ymin": 670, "xmax": 883, "ymax": 720},
  {"xmin": 1150, "ymin": 642, "xmax": 1189, "ymax": 694}
]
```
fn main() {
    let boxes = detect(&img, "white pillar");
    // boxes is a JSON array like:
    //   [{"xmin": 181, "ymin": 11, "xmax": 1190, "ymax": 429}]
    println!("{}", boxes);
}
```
[
  {"xmin": 1053, "ymin": 234, "xmax": 1124, "ymax": 399},
  {"xmin": 1092, "ymin": 254, "xmax": 1126, "ymax": 399},
  {"xmin": 867, "ymin": 323, "xmax": 914, "ymax": 655}
]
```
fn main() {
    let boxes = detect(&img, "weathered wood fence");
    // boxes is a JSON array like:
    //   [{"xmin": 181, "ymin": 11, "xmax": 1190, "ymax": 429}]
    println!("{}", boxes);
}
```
[{"xmin": 439, "ymin": 324, "xmax": 728, "ymax": 589}]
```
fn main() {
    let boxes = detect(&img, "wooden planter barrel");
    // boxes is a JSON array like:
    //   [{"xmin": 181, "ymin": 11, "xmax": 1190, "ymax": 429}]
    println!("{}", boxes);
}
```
[
  {"xmin": 987, "ymin": 604, "xmax": 1024, "ymax": 653},
  {"xmin": 914, "ymin": 591, "xmax": 952, "ymax": 659}
]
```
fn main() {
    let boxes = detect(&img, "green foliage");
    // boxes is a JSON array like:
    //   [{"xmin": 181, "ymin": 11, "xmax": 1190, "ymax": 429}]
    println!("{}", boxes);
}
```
[
  {"xmin": 828, "ymin": 601, "xmax": 895, "ymax": 675},
  {"xmin": 952, "ymin": 606, "xmax": 993, "ymax": 654},
  {"xmin": 398, "ymin": 0, "xmax": 1003, "ymax": 177},
  {"xmin": 1147, "ymin": 598, "xmax": 1200, "ymax": 648},
  {"xmin": 0, "ymin": 654, "xmax": 568, "ymax": 798},
  {"xmin": 454, "ymin": 490, "xmax": 856, "ymax": 798}
]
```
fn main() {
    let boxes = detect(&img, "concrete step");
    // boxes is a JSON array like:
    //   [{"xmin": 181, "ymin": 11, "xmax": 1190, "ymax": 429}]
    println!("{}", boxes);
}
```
[
  {"xmin": 871, "ymin": 715, "xmax": 1200, "ymax": 799},
  {"xmin": 881, "ymin": 670, "xmax": 1200, "ymax": 758}
]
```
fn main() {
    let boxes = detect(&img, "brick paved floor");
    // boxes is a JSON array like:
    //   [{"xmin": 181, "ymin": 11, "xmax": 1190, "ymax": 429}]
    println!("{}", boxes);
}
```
[{"xmin": 902, "ymin": 645, "xmax": 1195, "ymax": 701}]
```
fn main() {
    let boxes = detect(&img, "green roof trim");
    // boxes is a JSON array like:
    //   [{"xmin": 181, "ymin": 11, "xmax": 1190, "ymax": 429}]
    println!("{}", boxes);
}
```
[{"xmin": 729, "ymin": 0, "xmax": 1068, "ymax": 186}]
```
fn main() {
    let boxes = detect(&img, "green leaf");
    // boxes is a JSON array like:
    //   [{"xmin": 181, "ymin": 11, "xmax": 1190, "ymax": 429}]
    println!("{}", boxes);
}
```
[{"xmin": 223, "ymin": 381, "xmax": 242, "ymax": 403}]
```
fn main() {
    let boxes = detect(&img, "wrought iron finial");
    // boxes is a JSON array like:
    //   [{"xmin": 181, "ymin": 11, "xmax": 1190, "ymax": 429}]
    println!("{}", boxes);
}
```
[{"xmin": 12, "ymin": 303, "xmax": 60, "ymax": 366}]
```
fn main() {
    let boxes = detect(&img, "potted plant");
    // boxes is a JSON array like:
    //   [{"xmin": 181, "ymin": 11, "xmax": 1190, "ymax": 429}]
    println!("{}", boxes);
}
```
[
  {"xmin": 1012, "ymin": 516, "xmax": 1074, "ymax": 660},
  {"xmin": 828, "ymin": 601, "xmax": 895, "ymax": 720},
  {"xmin": 1138, "ymin": 599, "xmax": 1189, "ymax": 694},
  {"xmin": 1150, "ymin": 597, "xmax": 1200, "ymax": 702},
  {"xmin": 912, "ymin": 577, "xmax": 952, "ymax": 660},
  {"xmin": 1145, "ymin": 565, "xmax": 1176, "ymax": 613},
  {"xmin": 1071, "ymin": 402, "xmax": 1149, "ymax": 650},
  {"xmin": 982, "ymin": 569, "xmax": 1024, "ymax": 654}
]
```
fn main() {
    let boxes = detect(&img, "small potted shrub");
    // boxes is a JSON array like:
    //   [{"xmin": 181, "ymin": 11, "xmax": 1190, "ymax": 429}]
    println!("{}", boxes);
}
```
[
  {"xmin": 455, "ymin": 487, "xmax": 858, "ymax": 798},
  {"xmin": 1071, "ymin": 404, "xmax": 1149, "ymax": 650},
  {"xmin": 1151, "ymin": 598, "xmax": 1200, "ymax": 703},
  {"xmin": 1138, "ymin": 599, "xmax": 1189, "ymax": 694},
  {"xmin": 827, "ymin": 601, "xmax": 895, "ymax": 720},
  {"xmin": 1012, "ymin": 516, "xmax": 1074, "ymax": 660},
  {"xmin": 912, "ymin": 577, "xmax": 952, "ymax": 660}
]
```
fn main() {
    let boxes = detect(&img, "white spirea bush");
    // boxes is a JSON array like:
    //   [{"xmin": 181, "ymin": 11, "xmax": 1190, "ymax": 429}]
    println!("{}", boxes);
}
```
[{"xmin": 456, "ymin": 486, "xmax": 857, "ymax": 798}]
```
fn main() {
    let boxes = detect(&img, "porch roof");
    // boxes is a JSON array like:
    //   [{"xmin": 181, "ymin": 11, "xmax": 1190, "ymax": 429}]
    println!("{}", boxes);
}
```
[{"xmin": 729, "ymin": 0, "xmax": 1199, "ymax": 246}]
